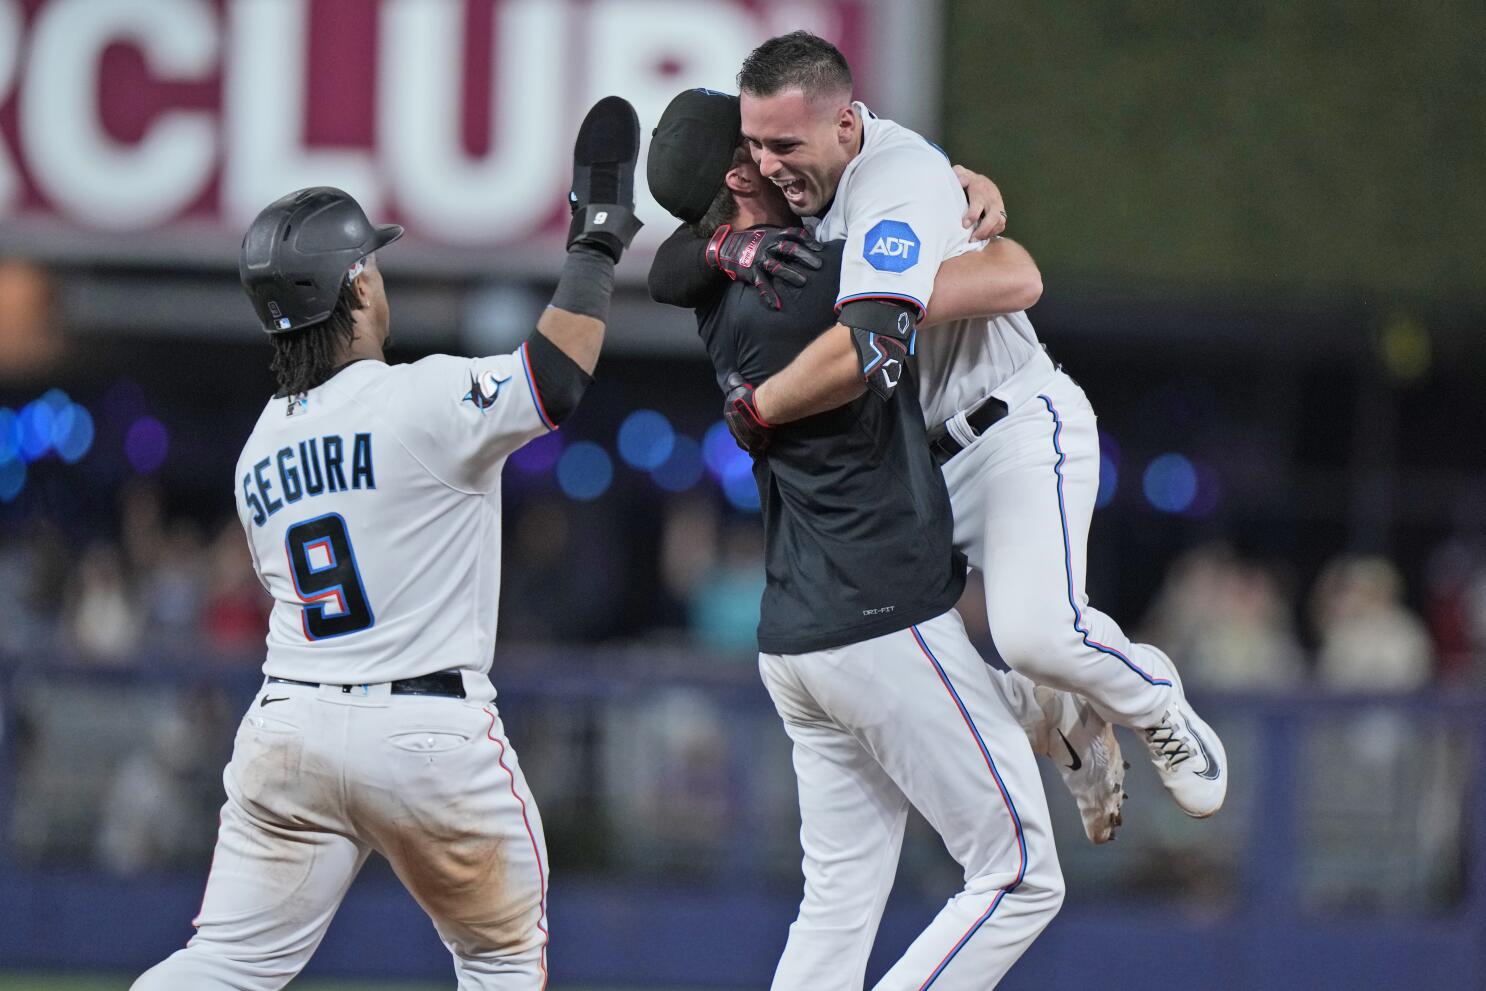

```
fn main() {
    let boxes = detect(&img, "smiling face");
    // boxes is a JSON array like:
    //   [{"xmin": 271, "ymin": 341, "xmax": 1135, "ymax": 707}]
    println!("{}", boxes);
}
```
[{"xmin": 740, "ymin": 87, "xmax": 859, "ymax": 217}]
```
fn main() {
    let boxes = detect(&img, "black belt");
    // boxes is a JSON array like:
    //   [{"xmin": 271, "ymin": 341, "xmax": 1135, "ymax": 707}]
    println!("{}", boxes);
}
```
[
  {"xmin": 928, "ymin": 396, "xmax": 1009, "ymax": 467},
  {"xmin": 267, "ymin": 671, "xmax": 466, "ymax": 699}
]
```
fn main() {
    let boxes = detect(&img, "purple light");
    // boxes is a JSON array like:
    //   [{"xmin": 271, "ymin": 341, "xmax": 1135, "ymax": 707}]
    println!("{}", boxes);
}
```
[
  {"xmin": 125, "ymin": 416, "xmax": 169, "ymax": 474},
  {"xmin": 509, "ymin": 430, "xmax": 564, "ymax": 475}
]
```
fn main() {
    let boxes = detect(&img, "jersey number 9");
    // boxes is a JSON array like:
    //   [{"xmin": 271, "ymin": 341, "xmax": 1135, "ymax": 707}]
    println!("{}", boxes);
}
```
[{"xmin": 285, "ymin": 513, "xmax": 375, "ymax": 640}]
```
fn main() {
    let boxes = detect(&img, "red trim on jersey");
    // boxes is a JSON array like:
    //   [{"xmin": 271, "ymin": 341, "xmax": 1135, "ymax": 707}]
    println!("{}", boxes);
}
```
[
  {"xmin": 520, "ymin": 341, "xmax": 558, "ymax": 431},
  {"xmin": 486, "ymin": 708, "xmax": 550, "ymax": 987}
]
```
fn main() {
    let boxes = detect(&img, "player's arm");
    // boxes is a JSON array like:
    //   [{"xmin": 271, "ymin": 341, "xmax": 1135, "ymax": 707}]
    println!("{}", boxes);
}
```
[
  {"xmin": 921, "ymin": 236, "xmax": 1042, "ymax": 326},
  {"xmin": 648, "ymin": 222, "xmax": 824, "ymax": 312},
  {"xmin": 748, "ymin": 239, "xmax": 1041, "ymax": 424}
]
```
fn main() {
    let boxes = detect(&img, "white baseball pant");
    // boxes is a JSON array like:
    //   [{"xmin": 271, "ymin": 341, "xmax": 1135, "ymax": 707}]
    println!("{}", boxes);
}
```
[
  {"xmin": 760, "ymin": 609, "xmax": 1063, "ymax": 991},
  {"xmin": 131, "ymin": 673, "xmax": 549, "ymax": 991},
  {"xmin": 942, "ymin": 348, "xmax": 1179, "ymax": 729}
]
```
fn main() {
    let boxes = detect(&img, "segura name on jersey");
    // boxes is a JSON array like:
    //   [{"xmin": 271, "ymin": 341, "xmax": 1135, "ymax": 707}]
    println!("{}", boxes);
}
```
[{"xmin": 242, "ymin": 432, "xmax": 375, "ymax": 528}]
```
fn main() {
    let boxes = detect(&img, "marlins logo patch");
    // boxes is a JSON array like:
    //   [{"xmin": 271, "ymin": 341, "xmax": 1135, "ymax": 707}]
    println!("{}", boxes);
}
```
[{"xmin": 462, "ymin": 369, "xmax": 511, "ymax": 412}]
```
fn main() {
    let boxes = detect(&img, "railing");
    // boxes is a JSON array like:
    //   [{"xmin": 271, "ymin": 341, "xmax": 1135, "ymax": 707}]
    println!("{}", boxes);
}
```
[{"xmin": 2, "ymin": 651, "xmax": 1482, "ymax": 989}]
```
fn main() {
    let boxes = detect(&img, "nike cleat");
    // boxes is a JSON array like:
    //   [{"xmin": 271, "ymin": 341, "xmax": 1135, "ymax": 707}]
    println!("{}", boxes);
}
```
[
  {"xmin": 1035, "ymin": 686, "xmax": 1127, "ymax": 844},
  {"xmin": 1141, "ymin": 648, "xmax": 1227, "ymax": 818}
]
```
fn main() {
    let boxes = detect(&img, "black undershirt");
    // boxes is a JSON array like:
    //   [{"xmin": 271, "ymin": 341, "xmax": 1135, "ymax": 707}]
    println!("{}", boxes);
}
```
[{"xmin": 693, "ymin": 234, "xmax": 965, "ymax": 654}]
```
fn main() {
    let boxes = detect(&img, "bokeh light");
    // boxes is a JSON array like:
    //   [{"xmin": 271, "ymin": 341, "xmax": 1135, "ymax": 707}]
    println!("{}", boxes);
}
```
[
  {"xmin": 651, "ymin": 435, "xmax": 704, "ymax": 492},
  {"xmin": 702, "ymin": 420, "xmax": 742, "ymax": 480},
  {"xmin": 53, "ymin": 403, "xmax": 95, "ymax": 464},
  {"xmin": 1097, "ymin": 432, "xmax": 1121, "ymax": 509},
  {"xmin": 0, "ymin": 408, "xmax": 17, "ymax": 464},
  {"xmin": 17, "ymin": 398, "xmax": 55, "ymax": 461},
  {"xmin": 722, "ymin": 458, "xmax": 760, "ymax": 512},
  {"xmin": 1143, "ymin": 453, "xmax": 1198, "ymax": 514},
  {"xmin": 556, "ymin": 441, "xmax": 613, "ymax": 501},
  {"xmin": 617, "ymin": 409, "xmax": 675, "ymax": 470},
  {"xmin": 125, "ymin": 416, "xmax": 170, "ymax": 474},
  {"xmin": 1096, "ymin": 454, "xmax": 1119, "ymax": 509},
  {"xmin": 0, "ymin": 458, "xmax": 24, "ymax": 502},
  {"xmin": 509, "ymin": 430, "xmax": 564, "ymax": 475}
]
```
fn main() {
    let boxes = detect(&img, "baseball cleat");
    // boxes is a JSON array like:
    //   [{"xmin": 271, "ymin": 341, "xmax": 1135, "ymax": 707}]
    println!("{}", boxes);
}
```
[
  {"xmin": 1035, "ymin": 686, "xmax": 1126, "ymax": 844},
  {"xmin": 1140, "ymin": 648, "xmax": 1227, "ymax": 818}
]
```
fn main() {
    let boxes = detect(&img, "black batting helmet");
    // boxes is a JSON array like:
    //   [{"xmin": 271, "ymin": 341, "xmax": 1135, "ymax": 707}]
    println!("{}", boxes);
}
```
[{"xmin": 239, "ymin": 187, "xmax": 403, "ymax": 335}]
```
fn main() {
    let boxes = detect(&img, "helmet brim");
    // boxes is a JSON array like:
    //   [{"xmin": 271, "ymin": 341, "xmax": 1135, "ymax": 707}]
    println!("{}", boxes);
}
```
[{"xmin": 371, "ymin": 224, "xmax": 405, "ymax": 251}]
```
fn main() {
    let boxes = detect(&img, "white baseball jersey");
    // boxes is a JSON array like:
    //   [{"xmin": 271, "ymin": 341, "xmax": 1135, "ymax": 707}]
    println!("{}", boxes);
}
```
[
  {"xmin": 814, "ymin": 103, "xmax": 1042, "ymax": 427},
  {"xmin": 233, "ymin": 347, "xmax": 554, "ymax": 685}
]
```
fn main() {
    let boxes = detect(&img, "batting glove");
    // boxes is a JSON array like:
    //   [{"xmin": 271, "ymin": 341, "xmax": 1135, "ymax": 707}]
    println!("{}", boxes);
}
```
[
  {"xmin": 722, "ymin": 372, "xmax": 772, "ymax": 455},
  {"xmin": 706, "ymin": 225, "xmax": 824, "ymax": 311}
]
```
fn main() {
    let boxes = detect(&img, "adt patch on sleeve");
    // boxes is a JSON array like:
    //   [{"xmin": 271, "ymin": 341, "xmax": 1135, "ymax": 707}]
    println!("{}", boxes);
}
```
[{"xmin": 863, "ymin": 220, "xmax": 920, "ymax": 272}]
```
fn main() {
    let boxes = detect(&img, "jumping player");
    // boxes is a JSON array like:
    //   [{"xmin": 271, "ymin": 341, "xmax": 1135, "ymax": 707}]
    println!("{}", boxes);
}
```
[
  {"xmin": 648, "ymin": 87, "xmax": 1118, "ymax": 991},
  {"xmin": 654, "ymin": 33, "xmax": 1228, "ymax": 822},
  {"xmin": 130, "ymin": 97, "xmax": 643, "ymax": 990}
]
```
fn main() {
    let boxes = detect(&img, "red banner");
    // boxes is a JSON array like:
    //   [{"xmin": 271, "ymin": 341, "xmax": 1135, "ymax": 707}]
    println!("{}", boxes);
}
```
[{"xmin": 0, "ymin": 0, "xmax": 898, "ymax": 259}]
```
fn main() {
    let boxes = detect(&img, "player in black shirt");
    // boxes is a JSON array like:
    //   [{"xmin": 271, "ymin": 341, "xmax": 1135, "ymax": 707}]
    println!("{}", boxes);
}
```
[{"xmin": 647, "ymin": 89, "xmax": 1120, "ymax": 991}]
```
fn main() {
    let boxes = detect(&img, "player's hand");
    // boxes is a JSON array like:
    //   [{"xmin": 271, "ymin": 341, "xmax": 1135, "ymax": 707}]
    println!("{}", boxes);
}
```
[
  {"xmin": 953, "ymin": 164, "xmax": 1007, "ymax": 240},
  {"xmin": 706, "ymin": 224, "xmax": 825, "ymax": 311},
  {"xmin": 722, "ymin": 372, "xmax": 772, "ymax": 454}
]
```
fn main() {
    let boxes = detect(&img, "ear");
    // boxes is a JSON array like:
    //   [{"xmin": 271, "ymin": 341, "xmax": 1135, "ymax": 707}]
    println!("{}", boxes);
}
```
[
  {"xmin": 723, "ymin": 165, "xmax": 755, "ymax": 196},
  {"xmin": 835, "ymin": 102, "xmax": 855, "ymax": 145}
]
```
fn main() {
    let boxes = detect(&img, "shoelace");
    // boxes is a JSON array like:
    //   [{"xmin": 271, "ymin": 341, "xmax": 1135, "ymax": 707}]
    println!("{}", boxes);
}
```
[{"xmin": 1144, "ymin": 717, "xmax": 1193, "ymax": 770}]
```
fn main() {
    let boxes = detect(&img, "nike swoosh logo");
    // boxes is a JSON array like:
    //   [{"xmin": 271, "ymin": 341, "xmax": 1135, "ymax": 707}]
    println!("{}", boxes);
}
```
[
  {"xmin": 1190, "ymin": 722, "xmax": 1221, "ymax": 780},
  {"xmin": 260, "ymin": 695, "xmax": 290, "ymax": 707},
  {"xmin": 1057, "ymin": 729, "xmax": 1082, "ymax": 771}
]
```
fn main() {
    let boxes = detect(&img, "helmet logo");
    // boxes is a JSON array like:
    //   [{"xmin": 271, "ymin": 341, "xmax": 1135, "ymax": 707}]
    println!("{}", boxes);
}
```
[{"xmin": 267, "ymin": 300, "xmax": 282, "ymax": 317}]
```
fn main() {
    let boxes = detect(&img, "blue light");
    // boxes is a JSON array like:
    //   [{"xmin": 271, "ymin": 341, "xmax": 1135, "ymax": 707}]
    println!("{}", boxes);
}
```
[
  {"xmin": 1095, "ymin": 454, "xmax": 1118, "ymax": 509},
  {"xmin": 556, "ymin": 441, "xmax": 613, "ymax": 501},
  {"xmin": 0, "ymin": 458, "xmax": 24, "ymax": 502},
  {"xmin": 125, "ymin": 416, "xmax": 169, "ymax": 474},
  {"xmin": 1143, "ymin": 453, "xmax": 1198, "ymax": 514},
  {"xmin": 0, "ymin": 409, "xmax": 17, "ymax": 464},
  {"xmin": 617, "ymin": 409, "xmax": 675, "ymax": 470},
  {"xmin": 722, "ymin": 459, "xmax": 760, "ymax": 512},
  {"xmin": 702, "ymin": 420, "xmax": 742, "ymax": 479},
  {"xmin": 509, "ymin": 431, "xmax": 563, "ymax": 475},
  {"xmin": 17, "ymin": 399, "xmax": 54, "ymax": 462},
  {"xmin": 53, "ymin": 404, "xmax": 95, "ymax": 464},
  {"xmin": 651, "ymin": 435, "xmax": 704, "ymax": 492}
]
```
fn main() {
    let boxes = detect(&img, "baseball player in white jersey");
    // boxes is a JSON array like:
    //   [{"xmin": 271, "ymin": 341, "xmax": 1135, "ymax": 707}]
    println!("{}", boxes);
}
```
[
  {"xmin": 130, "ymin": 97, "xmax": 644, "ymax": 991},
  {"xmin": 727, "ymin": 32, "xmax": 1228, "ymax": 828}
]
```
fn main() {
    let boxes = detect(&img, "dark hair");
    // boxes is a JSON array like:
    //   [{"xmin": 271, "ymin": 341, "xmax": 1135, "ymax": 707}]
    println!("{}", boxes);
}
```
[
  {"xmin": 737, "ymin": 30, "xmax": 852, "ymax": 99},
  {"xmin": 269, "ymin": 278, "xmax": 362, "ymax": 396},
  {"xmin": 692, "ymin": 143, "xmax": 751, "ymax": 237}
]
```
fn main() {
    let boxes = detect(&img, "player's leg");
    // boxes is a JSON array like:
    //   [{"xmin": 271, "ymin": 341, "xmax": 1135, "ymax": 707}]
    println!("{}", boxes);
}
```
[
  {"xmin": 132, "ymin": 695, "xmax": 369, "ymax": 990},
  {"xmin": 760, "ymin": 650, "xmax": 911, "ymax": 991},
  {"xmin": 361, "ymin": 696, "xmax": 549, "ymax": 989},
  {"xmin": 986, "ymin": 664, "xmax": 1126, "ymax": 844},
  {"xmin": 792, "ymin": 612, "xmax": 1064, "ymax": 991},
  {"xmin": 947, "ymin": 375, "xmax": 1226, "ymax": 816}
]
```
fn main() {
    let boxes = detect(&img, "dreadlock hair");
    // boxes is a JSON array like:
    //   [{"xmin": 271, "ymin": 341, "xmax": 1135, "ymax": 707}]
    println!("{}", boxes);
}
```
[
  {"xmin": 691, "ymin": 142, "xmax": 752, "ymax": 238},
  {"xmin": 269, "ymin": 278, "xmax": 363, "ymax": 397}
]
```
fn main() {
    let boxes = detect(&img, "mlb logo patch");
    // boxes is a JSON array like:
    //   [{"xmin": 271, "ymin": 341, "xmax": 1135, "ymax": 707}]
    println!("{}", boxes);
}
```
[{"xmin": 863, "ymin": 220, "xmax": 919, "ymax": 273}]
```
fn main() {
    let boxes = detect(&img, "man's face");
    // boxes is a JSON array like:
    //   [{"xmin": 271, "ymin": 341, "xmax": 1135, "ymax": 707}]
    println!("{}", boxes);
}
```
[{"xmin": 740, "ymin": 87, "xmax": 855, "ymax": 217}]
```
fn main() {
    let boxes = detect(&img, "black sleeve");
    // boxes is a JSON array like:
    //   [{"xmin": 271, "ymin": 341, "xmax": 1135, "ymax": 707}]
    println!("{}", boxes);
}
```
[
  {"xmin": 648, "ymin": 223, "xmax": 725, "ymax": 309},
  {"xmin": 525, "ymin": 328, "xmax": 594, "ymax": 427}
]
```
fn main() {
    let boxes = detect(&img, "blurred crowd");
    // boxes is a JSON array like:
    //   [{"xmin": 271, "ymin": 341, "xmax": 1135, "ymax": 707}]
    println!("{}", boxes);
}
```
[{"xmin": 2, "ymin": 481, "xmax": 1485, "ymax": 690}]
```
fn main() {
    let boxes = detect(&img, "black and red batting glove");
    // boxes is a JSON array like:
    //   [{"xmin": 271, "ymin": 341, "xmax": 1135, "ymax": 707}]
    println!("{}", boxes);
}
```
[
  {"xmin": 722, "ymin": 372, "xmax": 772, "ymax": 454},
  {"xmin": 706, "ymin": 225, "xmax": 824, "ymax": 311}
]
